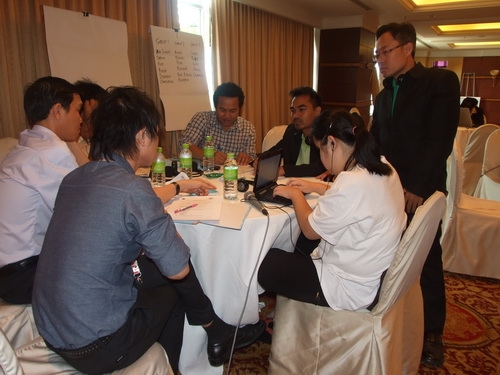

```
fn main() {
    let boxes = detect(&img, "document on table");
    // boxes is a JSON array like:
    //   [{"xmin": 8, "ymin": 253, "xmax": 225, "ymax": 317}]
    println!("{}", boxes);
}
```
[{"xmin": 166, "ymin": 195, "xmax": 223, "ymax": 222}]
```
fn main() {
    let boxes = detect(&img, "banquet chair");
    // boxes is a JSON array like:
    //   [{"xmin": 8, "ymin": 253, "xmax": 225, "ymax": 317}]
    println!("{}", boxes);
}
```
[
  {"xmin": 268, "ymin": 191, "xmax": 446, "ymax": 375},
  {"xmin": 441, "ymin": 140, "xmax": 500, "ymax": 280},
  {"xmin": 462, "ymin": 124, "xmax": 500, "ymax": 195},
  {"xmin": 262, "ymin": 125, "xmax": 287, "ymax": 152},
  {"xmin": 0, "ymin": 301, "xmax": 174, "ymax": 375},
  {"xmin": 0, "ymin": 138, "xmax": 18, "ymax": 164},
  {"xmin": 473, "ymin": 129, "xmax": 500, "ymax": 201}
]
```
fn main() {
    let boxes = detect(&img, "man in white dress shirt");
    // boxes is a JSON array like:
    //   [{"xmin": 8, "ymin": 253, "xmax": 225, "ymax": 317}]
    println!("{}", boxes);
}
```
[{"xmin": 0, "ymin": 76, "xmax": 82, "ymax": 304}]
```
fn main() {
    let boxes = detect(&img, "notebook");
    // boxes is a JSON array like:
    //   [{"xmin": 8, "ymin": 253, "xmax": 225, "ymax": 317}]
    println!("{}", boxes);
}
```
[{"xmin": 253, "ymin": 148, "xmax": 292, "ymax": 206}]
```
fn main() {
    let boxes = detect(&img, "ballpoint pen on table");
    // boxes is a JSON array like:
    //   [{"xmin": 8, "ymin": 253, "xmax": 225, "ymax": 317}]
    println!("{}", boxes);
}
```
[{"xmin": 174, "ymin": 203, "xmax": 198, "ymax": 214}]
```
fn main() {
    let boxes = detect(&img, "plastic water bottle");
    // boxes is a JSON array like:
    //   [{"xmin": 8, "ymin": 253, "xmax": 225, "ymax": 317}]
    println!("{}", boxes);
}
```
[
  {"xmin": 151, "ymin": 147, "xmax": 166, "ymax": 187},
  {"xmin": 202, "ymin": 135, "xmax": 215, "ymax": 175},
  {"xmin": 178, "ymin": 143, "xmax": 192, "ymax": 179},
  {"xmin": 223, "ymin": 152, "xmax": 238, "ymax": 200}
]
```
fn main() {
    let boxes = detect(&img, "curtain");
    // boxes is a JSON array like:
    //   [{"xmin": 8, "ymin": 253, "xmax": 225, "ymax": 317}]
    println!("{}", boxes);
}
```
[
  {"xmin": 0, "ymin": 0, "xmax": 179, "ymax": 155},
  {"xmin": 212, "ymin": 0, "xmax": 314, "ymax": 153}
]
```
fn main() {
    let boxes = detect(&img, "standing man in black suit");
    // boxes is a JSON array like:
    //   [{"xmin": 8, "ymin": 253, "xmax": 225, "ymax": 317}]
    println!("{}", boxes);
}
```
[{"xmin": 371, "ymin": 22, "xmax": 460, "ymax": 368}]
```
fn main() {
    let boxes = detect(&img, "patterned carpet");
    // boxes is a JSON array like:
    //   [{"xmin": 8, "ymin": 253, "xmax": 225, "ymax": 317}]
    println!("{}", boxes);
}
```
[{"xmin": 225, "ymin": 272, "xmax": 500, "ymax": 375}]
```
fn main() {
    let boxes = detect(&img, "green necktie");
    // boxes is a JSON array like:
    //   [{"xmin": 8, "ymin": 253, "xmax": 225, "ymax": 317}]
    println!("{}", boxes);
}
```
[
  {"xmin": 295, "ymin": 134, "xmax": 310, "ymax": 166},
  {"xmin": 391, "ymin": 77, "xmax": 399, "ymax": 115}
]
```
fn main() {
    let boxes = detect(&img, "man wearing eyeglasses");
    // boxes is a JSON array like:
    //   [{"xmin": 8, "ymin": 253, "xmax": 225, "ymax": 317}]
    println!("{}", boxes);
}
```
[{"xmin": 371, "ymin": 22, "xmax": 460, "ymax": 368}]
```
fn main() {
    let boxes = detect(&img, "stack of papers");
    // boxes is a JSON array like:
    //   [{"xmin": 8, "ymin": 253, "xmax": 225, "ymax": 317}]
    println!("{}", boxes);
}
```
[
  {"xmin": 167, "ymin": 195, "xmax": 223, "ymax": 222},
  {"xmin": 164, "ymin": 194, "xmax": 251, "ymax": 230}
]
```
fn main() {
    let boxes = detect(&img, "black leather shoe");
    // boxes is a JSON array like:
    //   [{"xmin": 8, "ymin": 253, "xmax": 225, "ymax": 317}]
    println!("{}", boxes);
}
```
[
  {"xmin": 421, "ymin": 331, "xmax": 444, "ymax": 367},
  {"xmin": 207, "ymin": 320, "xmax": 265, "ymax": 367}
]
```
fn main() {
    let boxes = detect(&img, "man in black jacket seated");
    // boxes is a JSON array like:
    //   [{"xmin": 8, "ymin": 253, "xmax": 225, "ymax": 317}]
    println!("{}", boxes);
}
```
[{"xmin": 268, "ymin": 86, "xmax": 326, "ymax": 177}]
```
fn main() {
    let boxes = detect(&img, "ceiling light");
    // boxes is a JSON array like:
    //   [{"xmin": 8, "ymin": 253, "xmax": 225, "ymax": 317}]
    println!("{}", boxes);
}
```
[
  {"xmin": 412, "ymin": 0, "xmax": 477, "ymax": 5},
  {"xmin": 401, "ymin": 0, "xmax": 497, "ymax": 11},
  {"xmin": 450, "ymin": 41, "xmax": 500, "ymax": 48},
  {"xmin": 437, "ymin": 23, "xmax": 500, "ymax": 33}
]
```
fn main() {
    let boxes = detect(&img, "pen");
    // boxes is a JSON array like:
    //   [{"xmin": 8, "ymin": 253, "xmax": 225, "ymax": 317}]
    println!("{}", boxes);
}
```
[{"xmin": 174, "ymin": 203, "xmax": 198, "ymax": 214}]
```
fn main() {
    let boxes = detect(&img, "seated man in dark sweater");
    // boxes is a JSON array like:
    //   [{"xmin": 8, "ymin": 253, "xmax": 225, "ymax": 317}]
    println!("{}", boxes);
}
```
[{"xmin": 268, "ymin": 86, "xmax": 326, "ymax": 177}]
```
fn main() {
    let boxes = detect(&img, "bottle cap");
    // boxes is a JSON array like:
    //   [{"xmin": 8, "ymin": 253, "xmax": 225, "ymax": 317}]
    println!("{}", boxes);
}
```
[
  {"xmin": 157, "ymin": 147, "xmax": 162, "ymax": 153},
  {"xmin": 227, "ymin": 152, "xmax": 235, "ymax": 159},
  {"xmin": 182, "ymin": 143, "xmax": 189, "ymax": 149},
  {"xmin": 206, "ymin": 135, "xmax": 213, "ymax": 141}
]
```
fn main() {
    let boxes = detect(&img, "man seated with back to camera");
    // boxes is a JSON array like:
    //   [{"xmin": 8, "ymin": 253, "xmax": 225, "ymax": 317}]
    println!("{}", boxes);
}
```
[
  {"xmin": 32, "ymin": 86, "xmax": 265, "ymax": 375},
  {"xmin": 258, "ymin": 109, "xmax": 406, "ymax": 314},
  {"xmin": 179, "ymin": 82, "xmax": 256, "ymax": 165}
]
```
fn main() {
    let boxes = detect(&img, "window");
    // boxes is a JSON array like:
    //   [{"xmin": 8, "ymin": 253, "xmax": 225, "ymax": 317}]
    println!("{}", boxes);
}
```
[{"xmin": 178, "ymin": 0, "xmax": 214, "ymax": 105}]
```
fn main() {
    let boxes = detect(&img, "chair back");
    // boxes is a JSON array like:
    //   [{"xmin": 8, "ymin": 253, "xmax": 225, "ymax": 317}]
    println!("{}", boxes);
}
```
[
  {"xmin": 262, "ymin": 125, "xmax": 287, "ymax": 152},
  {"xmin": 474, "ymin": 129, "xmax": 500, "ymax": 201},
  {"xmin": 0, "ymin": 327, "xmax": 23, "ymax": 375},
  {"xmin": 372, "ymin": 191, "xmax": 446, "ymax": 315},
  {"xmin": 462, "ymin": 124, "xmax": 500, "ymax": 195},
  {"xmin": 0, "ymin": 138, "xmax": 18, "ymax": 165}
]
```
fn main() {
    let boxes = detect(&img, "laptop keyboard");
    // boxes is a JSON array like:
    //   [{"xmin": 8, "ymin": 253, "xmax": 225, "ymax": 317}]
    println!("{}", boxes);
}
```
[{"xmin": 258, "ymin": 187, "xmax": 292, "ymax": 206}]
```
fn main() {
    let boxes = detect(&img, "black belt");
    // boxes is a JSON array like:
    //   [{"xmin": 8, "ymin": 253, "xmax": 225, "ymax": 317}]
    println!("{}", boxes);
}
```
[
  {"xmin": 47, "ymin": 332, "xmax": 116, "ymax": 360},
  {"xmin": 0, "ymin": 256, "xmax": 38, "ymax": 278}
]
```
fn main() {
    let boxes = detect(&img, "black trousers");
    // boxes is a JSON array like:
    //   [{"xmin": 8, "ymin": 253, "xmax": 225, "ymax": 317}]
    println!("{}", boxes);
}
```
[
  {"xmin": 420, "ymin": 223, "xmax": 446, "ymax": 334},
  {"xmin": 0, "ymin": 259, "xmax": 37, "ymax": 304},
  {"xmin": 51, "ymin": 256, "xmax": 215, "ymax": 375},
  {"xmin": 258, "ymin": 246, "xmax": 329, "ymax": 307}
]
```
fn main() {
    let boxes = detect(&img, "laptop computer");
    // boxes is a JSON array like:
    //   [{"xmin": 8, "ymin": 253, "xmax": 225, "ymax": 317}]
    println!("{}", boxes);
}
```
[{"xmin": 253, "ymin": 148, "xmax": 292, "ymax": 206}]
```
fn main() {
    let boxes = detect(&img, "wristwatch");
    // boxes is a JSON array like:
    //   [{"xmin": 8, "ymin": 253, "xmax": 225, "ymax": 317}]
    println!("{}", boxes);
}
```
[{"xmin": 172, "ymin": 182, "xmax": 180, "ymax": 195}]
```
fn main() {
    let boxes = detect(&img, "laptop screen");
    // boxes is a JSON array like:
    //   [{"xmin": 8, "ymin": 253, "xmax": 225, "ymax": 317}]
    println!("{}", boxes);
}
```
[{"xmin": 254, "ymin": 149, "xmax": 282, "ymax": 191}]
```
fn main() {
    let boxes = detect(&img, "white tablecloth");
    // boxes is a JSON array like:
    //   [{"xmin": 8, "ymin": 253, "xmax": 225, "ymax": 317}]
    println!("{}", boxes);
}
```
[{"xmin": 177, "ymin": 178, "xmax": 319, "ymax": 374}]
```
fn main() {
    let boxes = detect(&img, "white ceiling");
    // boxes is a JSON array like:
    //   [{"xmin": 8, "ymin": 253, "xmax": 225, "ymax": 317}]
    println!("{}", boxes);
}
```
[{"xmin": 235, "ymin": 0, "xmax": 500, "ymax": 57}]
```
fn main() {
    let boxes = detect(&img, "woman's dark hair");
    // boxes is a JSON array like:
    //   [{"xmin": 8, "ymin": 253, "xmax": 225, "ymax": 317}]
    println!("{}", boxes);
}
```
[
  {"xmin": 90, "ymin": 86, "xmax": 162, "ymax": 161},
  {"xmin": 74, "ymin": 78, "xmax": 108, "ymax": 103},
  {"xmin": 23, "ymin": 76, "xmax": 77, "ymax": 128},
  {"xmin": 311, "ymin": 108, "xmax": 392, "ymax": 176}
]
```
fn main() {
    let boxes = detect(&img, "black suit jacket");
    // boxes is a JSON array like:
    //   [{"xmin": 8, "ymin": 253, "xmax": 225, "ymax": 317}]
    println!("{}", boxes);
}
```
[
  {"xmin": 268, "ymin": 124, "xmax": 326, "ymax": 177},
  {"xmin": 371, "ymin": 63, "xmax": 460, "ymax": 199}
]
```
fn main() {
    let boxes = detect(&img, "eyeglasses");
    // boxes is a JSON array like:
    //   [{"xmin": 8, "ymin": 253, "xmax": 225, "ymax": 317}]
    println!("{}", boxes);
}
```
[{"xmin": 372, "ymin": 44, "xmax": 406, "ymax": 63}]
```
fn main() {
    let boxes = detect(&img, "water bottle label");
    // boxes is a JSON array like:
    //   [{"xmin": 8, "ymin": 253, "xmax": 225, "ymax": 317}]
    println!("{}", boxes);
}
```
[
  {"xmin": 224, "ymin": 167, "xmax": 238, "ymax": 181},
  {"xmin": 180, "ymin": 157, "xmax": 192, "ymax": 169},
  {"xmin": 204, "ymin": 147, "xmax": 215, "ymax": 158},
  {"xmin": 152, "ymin": 162, "xmax": 165, "ymax": 173}
]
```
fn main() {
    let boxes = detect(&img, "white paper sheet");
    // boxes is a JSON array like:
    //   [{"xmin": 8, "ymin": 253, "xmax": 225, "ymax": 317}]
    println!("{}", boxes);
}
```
[
  {"xmin": 43, "ymin": 6, "xmax": 132, "ymax": 88},
  {"xmin": 166, "ymin": 195, "xmax": 222, "ymax": 222}
]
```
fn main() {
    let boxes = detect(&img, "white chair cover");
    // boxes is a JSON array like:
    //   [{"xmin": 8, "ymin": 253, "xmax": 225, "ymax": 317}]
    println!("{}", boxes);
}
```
[
  {"xmin": 262, "ymin": 125, "xmax": 287, "ymax": 152},
  {"xmin": 0, "ymin": 138, "xmax": 18, "ymax": 165},
  {"xmin": 269, "ymin": 192, "xmax": 446, "ymax": 375},
  {"xmin": 462, "ymin": 124, "xmax": 500, "ymax": 195},
  {"xmin": 0, "ymin": 300, "xmax": 174, "ymax": 375},
  {"xmin": 442, "ymin": 140, "xmax": 500, "ymax": 279},
  {"xmin": 15, "ymin": 339, "xmax": 173, "ymax": 375},
  {"xmin": 0, "ymin": 328, "xmax": 24, "ymax": 375},
  {"xmin": 0, "ymin": 301, "xmax": 38, "ymax": 351},
  {"xmin": 474, "ymin": 129, "xmax": 500, "ymax": 201}
]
